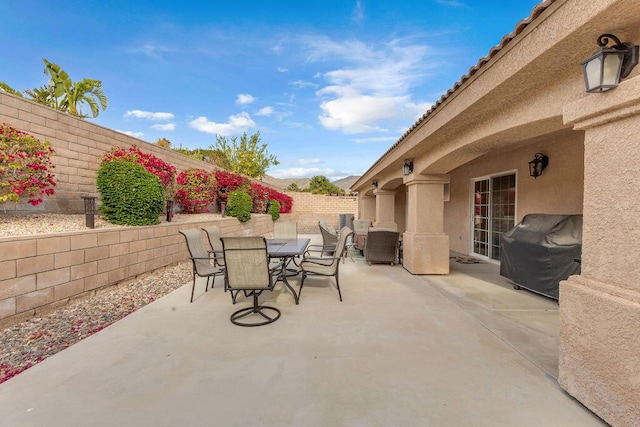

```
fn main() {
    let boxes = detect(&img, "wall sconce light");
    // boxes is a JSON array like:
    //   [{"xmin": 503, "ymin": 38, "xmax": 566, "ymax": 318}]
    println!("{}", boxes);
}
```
[
  {"xmin": 528, "ymin": 153, "xmax": 549, "ymax": 179},
  {"xmin": 403, "ymin": 159, "xmax": 414, "ymax": 175},
  {"xmin": 582, "ymin": 33, "xmax": 639, "ymax": 93},
  {"xmin": 372, "ymin": 180, "xmax": 378, "ymax": 190}
]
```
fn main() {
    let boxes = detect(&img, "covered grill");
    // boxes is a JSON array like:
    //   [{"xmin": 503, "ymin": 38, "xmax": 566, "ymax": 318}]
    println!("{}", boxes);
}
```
[{"xmin": 500, "ymin": 214, "xmax": 582, "ymax": 300}]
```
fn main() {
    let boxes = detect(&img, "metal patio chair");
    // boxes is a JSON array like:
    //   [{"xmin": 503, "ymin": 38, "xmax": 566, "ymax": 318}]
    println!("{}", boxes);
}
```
[
  {"xmin": 179, "ymin": 229, "xmax": 225, "ymax": 302},
  {"xmin": 299, "ymin": 227, "xmax": 353, "ymax": 302},
  {"xmin": 221, "ymin": 236, "xmax": 281, "ymax": 326},
  {"xmin": 364, "ymin": 229, "xmax": 400, "ymax": 265}
]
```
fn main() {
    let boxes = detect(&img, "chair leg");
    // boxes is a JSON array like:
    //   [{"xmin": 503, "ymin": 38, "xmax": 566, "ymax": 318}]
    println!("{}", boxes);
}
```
[
  {"xmin": 190, "ymin": 274, "xmax": 196, "ymax": 303},
  {"xmin": 335, "ymin": 274, "xmax": 342, "ymax": 302},
  {"xmin": 298, "ymin": 272, "xmax": 307, "ymax": 300}
]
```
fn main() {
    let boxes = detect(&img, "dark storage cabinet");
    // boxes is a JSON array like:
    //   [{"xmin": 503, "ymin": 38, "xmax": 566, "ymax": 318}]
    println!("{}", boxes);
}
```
[{"xmin": 500, "ymin": 214, "xmax": 582, "ymax": 300}]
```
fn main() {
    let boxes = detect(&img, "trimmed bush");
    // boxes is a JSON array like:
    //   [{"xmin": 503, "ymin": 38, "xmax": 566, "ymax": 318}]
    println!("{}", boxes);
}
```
[
  {"xmin": 225, "ymin": 190, "xmax": 252, "ymax": 223},
  {"xmin": 97, "ymin": 160, "xmax": 164, "ymax": 226},
  {"xmin": 174, "ymin": 168, "xmax": 217, "ymax": 213},
  {"xmin": 268, "ymin": 200, "xmax": 280, "ymax": 221}
]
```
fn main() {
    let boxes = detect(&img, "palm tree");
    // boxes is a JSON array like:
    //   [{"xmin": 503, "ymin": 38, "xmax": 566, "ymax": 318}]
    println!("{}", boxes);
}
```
[{"xmin": 42, "ymin": 59, "xmax": 107, "ymax": 118}]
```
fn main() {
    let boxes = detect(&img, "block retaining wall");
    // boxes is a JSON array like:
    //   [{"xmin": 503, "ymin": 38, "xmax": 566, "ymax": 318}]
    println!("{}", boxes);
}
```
[{"xmin": 0, "ymin": 215, "xmax": 272, "ymax": 328}]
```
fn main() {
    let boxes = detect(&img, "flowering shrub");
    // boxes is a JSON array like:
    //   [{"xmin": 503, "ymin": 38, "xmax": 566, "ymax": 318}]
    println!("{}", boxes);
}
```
[
  {"xmin": 174, "ymin": 168, "xmax": 217, "ymax": 213},
  {"xmin": 0, "ymin": 123, "xmax": 56, "ymax": 206},
  {"xmin": 214, "ymin": 169, "xmax": 293, "ymax": 214},
  {"xmin": 215, "ymin": 169, "xmax": 246, "ymax": 202},
  {"xmin": 101, "ymin": 146, "xmax": 176, "ymax": 195}
]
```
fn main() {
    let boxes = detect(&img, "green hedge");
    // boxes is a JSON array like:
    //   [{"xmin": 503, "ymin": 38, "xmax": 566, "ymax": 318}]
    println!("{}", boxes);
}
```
[
  {"xmin": 268, "ymin": 200, "xmax": 281, "ymax": 221},
  {"xmin": 225, "ymin": 190, "xmax": 252, "ymax": 223},
  {"xmin": 97, "ymin": 160, "xmax": 164, "ymax": 226}
]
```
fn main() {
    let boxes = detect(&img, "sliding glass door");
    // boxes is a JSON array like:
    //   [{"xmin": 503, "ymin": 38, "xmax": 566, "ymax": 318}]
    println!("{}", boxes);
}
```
[{"xmin": 472, "ymin": 173, "xmax": 516, "ymax": 261}]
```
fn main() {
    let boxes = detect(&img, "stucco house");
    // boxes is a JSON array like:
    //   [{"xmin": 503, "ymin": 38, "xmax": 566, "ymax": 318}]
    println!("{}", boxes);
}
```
[{"xmin": 350, "ymin": 0, "xmax": 640, "ymax": 425}]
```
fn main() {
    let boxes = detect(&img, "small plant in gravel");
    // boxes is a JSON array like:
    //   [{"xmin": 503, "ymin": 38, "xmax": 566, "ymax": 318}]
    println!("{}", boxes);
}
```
[
  {"xmin": 225, "ymin": 189, "xmax": 252, "ymax": 223},
  {"xmin": 174, "ymin": 168, "xmax": 217, "ymax": 213},
  {"xmin": 97, "ymin": 160, "xmax": 164, "ymax": 225},
  {"xmin": 0, "ymin": 123, "xmax": 57, "ymax": 206}
]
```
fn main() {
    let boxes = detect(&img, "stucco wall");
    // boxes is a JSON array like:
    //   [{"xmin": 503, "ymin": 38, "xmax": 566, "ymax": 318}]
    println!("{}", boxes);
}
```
[{"xmin": 445, "ymin": 130, "xmax": 584, "ymax": 255}]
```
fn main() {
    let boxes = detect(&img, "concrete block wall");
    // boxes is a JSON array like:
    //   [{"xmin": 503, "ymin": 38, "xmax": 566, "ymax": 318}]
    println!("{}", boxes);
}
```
[
  {"xmin": 0, "ymin": 215, "xmax": 273, "ymax": 328},
  {"xmin": 0, "ymin": 92, "xmax": 226, "ymax": 214},
  {"xmin": 284, "ymin": 192, "xmax": 357, "ymax": 232}
]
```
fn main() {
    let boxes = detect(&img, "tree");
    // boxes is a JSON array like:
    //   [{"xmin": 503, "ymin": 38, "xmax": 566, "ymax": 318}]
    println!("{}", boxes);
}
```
[
  {"xmin": 286, "ymin": 183, "xmax": 301, "ymax": 192},
  {"xmin": 155, "ymin": 138, "xmax": 171, "ymax": 148},
  {"xmin": 308, "ymin": 175, "xmax": 344, "ymax": 195},
  {"xmin": 0, "ymin": 59, "xmax": 107, "ymax": 118},
  {"xmin": 211, "ymin": 131, "xmax": 279, "ymax": 178}
]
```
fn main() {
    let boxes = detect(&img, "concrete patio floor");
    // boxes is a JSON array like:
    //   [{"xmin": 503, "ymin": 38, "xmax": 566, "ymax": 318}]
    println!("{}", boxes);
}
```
[{"xmin": 0, "ymin": 235, "xmax": 605, "ymax": 426}]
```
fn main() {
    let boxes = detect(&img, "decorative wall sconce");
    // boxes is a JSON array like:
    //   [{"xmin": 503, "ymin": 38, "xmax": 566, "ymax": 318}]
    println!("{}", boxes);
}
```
[
  {"xmin": 372, "ymin": 180, "xmax": 378, "ymax": 190},
  {"xmin": 528, "ymin": 153, "xmax": 549, "ymax": 179},
  {"xmin": 582, "ymin": 33, "xmax": 639, "ymax": 93},
  {"xmin": 403, "ymin": 159, "xmax": 414, "ymax": 175}
]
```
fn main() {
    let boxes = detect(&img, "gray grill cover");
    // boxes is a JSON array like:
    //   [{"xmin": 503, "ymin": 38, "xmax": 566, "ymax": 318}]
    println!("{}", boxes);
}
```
[{"xmin": 499, "ymin": 214, "xmax": 582, "ymax": 299}]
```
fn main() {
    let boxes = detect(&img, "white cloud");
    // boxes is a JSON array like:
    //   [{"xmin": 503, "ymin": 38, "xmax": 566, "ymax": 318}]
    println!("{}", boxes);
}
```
[
  {"xmin": 151, "ymin": 123, "xmax": 176, "ymax": 131},
  {"xmin": 270, "ymin": 167, "xmax": 336, "ymax": 179},
  {"xmin": 188, "ymin": 112, "xmax": 256, "ymax": 136},
  {"xmin": 277, "ymin": 67, "xmax": 289, "ymax": 73},
  {"xmin": 436, "ymin": 0, "xmax": 466, "ymax": 7},
  {"xmin": 291, "ymin": 80, "xmax": 318, "ymax": 89},
  {"xmin": 303, "ymin": 36, "xmax": 435, "ymax": 134},
  {"xmin": 350, "ymin": 136, "xmax": 398, "ymax": 144},
  {"xmin": 352, "ymin": 0, "xmax": 365, "ymax": 23},
  {"xmin": 256, "ymin": 106, "xmax": 274, "ymax": 116},
  {"xmin": 126, "ymin": 43, "xmax": 174, "ymax": 59},
  {"xmin": 298, "ymin": 158, "xmax": 322, "ymax": 165},
  {"xmin": 124, "ymin": 110, "xmax": 175, "ymax": 121},
  {"xmin": 116, "ymin": 130, "xmax": 144, "ymax": 138},
  {"xmin": 236, "ymin": 94, "xmax": 256, "ymax": 105}
]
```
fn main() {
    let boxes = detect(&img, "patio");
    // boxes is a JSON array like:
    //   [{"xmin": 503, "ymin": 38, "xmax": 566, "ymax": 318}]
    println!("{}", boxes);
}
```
[{"xmin": 0, "ymin": 235, "xmax": 604, "ymax": 426}]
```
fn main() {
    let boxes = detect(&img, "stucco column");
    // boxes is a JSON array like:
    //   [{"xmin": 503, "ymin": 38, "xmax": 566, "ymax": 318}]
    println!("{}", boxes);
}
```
[
  {"xmin": 402, "ymin": 175, "xmax": 449, "ymax": 274},
  {"xmin": 372, "ymin": 189, "xmax": 396, "ymax": 229},
  {"xmin": 560, "ymin": 76, "xmax": 640, "ymax": 426},
  {"xmin": 359, "ymin": 195, "xmax": 376, "ymax": 222}
]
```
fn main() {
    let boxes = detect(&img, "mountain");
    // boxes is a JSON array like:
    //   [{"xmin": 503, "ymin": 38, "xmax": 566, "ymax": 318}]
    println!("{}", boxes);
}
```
[{"xmin": 261, "ymin": 175, "xmax": 361, "ymax": 192}]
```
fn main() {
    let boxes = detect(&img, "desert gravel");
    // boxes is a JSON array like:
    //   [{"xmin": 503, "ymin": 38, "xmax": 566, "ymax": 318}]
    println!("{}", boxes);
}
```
[{"xmin": 0, "ymin": 213, "xmax": 217, "ymax": 383}]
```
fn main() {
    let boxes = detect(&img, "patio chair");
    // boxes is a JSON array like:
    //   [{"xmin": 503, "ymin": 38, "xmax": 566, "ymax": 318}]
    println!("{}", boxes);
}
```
[
  {"xmin": 364, "ymin": 229, "xmax": 400, "ymax": 265},
  {"xmin": 273, "ymin": 221, "xmax": 297, "ymax": 239},
  {"xmin": 179, "ymin": 229, "xmax": 225, "ymax": 302},
  {"xmin": 353, "ymin": 218, "xmax": 372, "ymax": 252},
  {"xmin": 299, "ymin": 227, "xmax": 353, "ymax": 302},
  {"xmin": 221, "ymin": 236, "xmax": 281, "ymax": 326},
  {"xmin": 202, "ymin": 225, "xmax": 244, "ymax": 303},
  {"xmin": 318, "ymin": 220, "xmax": 338, "ymax": 255}
]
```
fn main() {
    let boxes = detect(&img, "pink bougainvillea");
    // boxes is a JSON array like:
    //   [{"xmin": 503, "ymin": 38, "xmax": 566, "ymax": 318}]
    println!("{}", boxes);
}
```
[
  {"xmin": 101, "ymin": 146, "xmax": 176, "ymax": 190},
  {"xmin": 0, "ymin": 123, "xmax": 57, "ymax": 206},
  {"xmin": 174, "ymin": 168, "xmax": 217, "ymax": 213}
]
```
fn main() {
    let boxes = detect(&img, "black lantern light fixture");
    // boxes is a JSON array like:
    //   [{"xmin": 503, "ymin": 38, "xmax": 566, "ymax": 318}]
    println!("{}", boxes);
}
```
[
  {"xmin": 582, "ymin": 33, "xmax": 639, "ymax": 93},
  {"xmin": 403, "ymin": 159, "xmax": 414, "ymax": 175},
  {"xmin": 528, "ymin": 153, "xmax": 549, "ymax": 179},
  {"xmin": 372, "ymin": 180, "xmax": 378, "ymax": 190}
]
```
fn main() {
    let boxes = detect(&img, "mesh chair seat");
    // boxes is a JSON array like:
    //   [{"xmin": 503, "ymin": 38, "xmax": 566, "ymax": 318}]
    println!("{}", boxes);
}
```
[{"xmin": 222, "ymin": 237, "xmax": 280, "ymax": 326}]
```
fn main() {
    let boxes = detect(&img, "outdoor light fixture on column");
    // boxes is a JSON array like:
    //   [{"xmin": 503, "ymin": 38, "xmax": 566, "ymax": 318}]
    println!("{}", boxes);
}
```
[
  {"xmin": 582, "ymin": 33, "xmax": 639, "ymax": 93},
  {"xmin": 372, "ymin": 180, "xmax": 378, "ymax": 190},
  {"xmin": 403, "ymin": 159, "xmax": 414, "ymax": 175},
  {"xmin": 528, "ymin": 153, "xmax": 549, "ymax": 179}
]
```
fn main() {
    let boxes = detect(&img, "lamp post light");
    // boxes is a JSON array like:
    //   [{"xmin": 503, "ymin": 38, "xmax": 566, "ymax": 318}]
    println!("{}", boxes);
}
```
[
  {"xmin": 582, "ymin": 33, "xmax": 639, "ymax": 93},
  {"xmin": 372, "ymin": 180, "xmax": 378, "ymax": 191},
  {"xmin": 82, "ymin": 195, "xmax": 97, "ymax": 229}
]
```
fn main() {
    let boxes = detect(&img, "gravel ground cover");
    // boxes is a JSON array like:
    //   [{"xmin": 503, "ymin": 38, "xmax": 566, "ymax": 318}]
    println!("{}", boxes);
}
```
[{"xmin": 0, "ymin": 213, "xmax": 214, "ymax": 384}]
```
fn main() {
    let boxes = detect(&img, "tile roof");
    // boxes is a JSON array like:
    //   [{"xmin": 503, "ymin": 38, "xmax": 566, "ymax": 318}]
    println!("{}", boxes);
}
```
[{"xmin": 362, "ymin": 0, "xmax": 556, "ymax": 180}]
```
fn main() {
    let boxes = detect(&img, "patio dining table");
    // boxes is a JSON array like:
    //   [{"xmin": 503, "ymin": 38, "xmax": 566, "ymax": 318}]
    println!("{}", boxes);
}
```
[{"xmin": 267, "ymin": 238, "xmax": 310, "ymax": 304}]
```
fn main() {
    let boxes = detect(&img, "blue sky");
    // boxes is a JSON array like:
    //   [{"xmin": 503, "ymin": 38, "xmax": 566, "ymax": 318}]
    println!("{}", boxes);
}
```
[{"xmin": 1, "ymin": 0, "xmax": 541, "ymax": 180}]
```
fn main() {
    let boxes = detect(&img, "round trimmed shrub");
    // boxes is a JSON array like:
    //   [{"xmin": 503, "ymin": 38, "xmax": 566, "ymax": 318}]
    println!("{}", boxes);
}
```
[
  {"xmin": 268, "ymin": 200, "xmax": 280, "ymax": 221},
  {"xmin": 225, "ymin": 190, "xmax": 252, "ymax": 223},
  {"xmin": 97, "ymin": 160, "xmax": 164, "ymax": 226}
]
